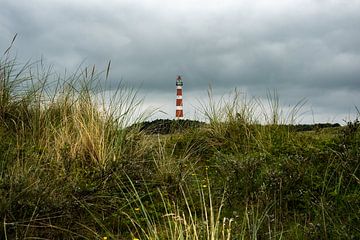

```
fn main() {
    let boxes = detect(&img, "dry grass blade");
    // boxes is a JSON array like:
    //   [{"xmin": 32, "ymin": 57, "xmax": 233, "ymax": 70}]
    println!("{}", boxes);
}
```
[
  {"xmin": 4, "ymin": 33, "xmax": 17, "ymax": 55},
  {"xmin": 106, "ymin": 60, "xmax": 111, "ymax": 80}
]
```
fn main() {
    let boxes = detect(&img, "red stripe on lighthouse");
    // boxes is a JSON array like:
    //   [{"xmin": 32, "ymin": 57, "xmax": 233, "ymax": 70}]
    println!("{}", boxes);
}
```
[
  {"xmin": 177, "ymin": 89, "xmax": 182, "ymax": 95},
  {"xmin": 176, "ymin": 99, "xmax": 183, "ymax": 106},
  {"xmin": 176, "ymin": 110, "xmax": 183, "ymax": 118}
]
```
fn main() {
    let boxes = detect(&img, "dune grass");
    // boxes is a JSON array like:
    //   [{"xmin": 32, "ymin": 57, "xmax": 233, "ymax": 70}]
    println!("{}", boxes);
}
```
[{"xmin": 1, "ymin": 49, "xmax": 359, "ymax": 239}]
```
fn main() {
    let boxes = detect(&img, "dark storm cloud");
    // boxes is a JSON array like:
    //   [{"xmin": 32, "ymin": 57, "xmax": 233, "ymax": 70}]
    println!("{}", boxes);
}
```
[{"xmin": 1, "ymin": 0, "xmax": 359, "ymax": 122}]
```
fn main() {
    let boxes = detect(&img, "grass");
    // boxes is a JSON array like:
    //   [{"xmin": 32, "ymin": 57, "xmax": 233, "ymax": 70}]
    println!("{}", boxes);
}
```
[{"xmin": 1, "ymin": 47, "xmax": 359, "ymax": 239}]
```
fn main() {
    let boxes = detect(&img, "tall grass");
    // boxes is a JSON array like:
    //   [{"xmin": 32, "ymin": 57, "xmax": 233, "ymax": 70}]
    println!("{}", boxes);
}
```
[
  {"xmin": 107, "ymin": 174, "xmax": 230, "ymax": 240},
  {"xmin": 0, "ymin": 48, "xmax": 149, "ymax": 238},
  {"xmin": 1, "ymin": 45, "xmax": 359, "ymax": 239}
]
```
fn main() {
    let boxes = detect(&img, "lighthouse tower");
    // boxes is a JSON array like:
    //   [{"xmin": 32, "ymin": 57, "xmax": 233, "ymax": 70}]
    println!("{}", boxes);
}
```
[{"xmin": 175, "ymin": 75, "xmax": 183, "ymax": 120}]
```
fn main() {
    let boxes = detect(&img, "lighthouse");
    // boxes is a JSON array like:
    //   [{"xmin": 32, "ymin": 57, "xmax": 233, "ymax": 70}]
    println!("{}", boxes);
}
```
[{"xmin": 175, "ymin": 75, "xmax": 183, "ymax": 120}]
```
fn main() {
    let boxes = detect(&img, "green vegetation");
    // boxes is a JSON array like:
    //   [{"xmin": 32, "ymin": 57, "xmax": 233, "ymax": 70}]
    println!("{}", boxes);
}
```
[{"xmin": 1, "ymin": 49, "xmax": 359, "ymax": 239}]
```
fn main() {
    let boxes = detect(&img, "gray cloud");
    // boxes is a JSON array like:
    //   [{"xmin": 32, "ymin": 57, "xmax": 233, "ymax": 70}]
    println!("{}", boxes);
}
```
[{"xmin": 1, "ymin": 0, "xmax": 359, "ymax": 123}]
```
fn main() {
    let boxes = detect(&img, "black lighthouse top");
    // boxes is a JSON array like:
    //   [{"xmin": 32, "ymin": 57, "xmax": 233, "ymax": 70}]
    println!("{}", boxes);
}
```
[{"xmin": 176, "ymin": 75, "xmax": 183, "ymax": 86}]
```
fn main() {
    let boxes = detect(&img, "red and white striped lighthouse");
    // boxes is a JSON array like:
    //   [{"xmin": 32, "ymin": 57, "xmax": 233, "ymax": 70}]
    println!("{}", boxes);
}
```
[{"xmin": 175, "ymin": 75, "xmax": 183, "ymax": 120}]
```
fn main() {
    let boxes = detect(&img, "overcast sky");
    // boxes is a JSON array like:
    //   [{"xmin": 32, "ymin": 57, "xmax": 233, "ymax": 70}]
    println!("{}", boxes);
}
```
[{"xmin": 1, "ymin": 0, "xmax": 359, "ymax": 123}]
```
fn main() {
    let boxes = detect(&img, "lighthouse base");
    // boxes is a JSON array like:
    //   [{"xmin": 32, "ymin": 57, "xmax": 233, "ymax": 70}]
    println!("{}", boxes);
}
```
[{"xmin": 176, "ymin": 110, "xmax": 183, "ymax": 119}]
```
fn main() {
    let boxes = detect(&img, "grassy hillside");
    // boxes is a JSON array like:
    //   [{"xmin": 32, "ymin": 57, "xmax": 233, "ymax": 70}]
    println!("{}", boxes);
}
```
[{"xmin": 1, "ymin": 54, "xmax": 359, "ymax": 239}]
